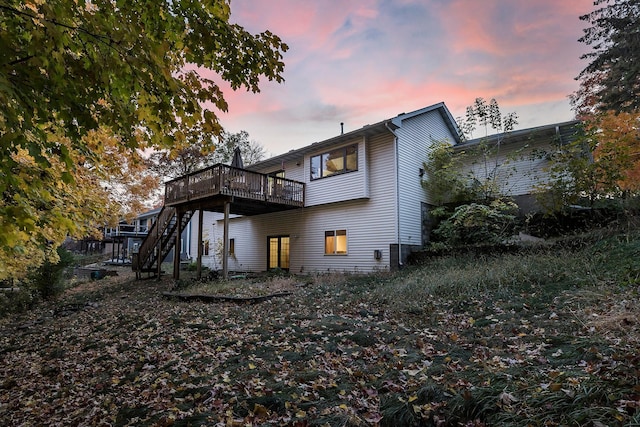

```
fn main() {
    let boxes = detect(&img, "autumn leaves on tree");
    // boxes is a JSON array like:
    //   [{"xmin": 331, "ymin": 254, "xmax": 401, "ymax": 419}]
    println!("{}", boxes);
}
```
[
  {"xmin": 0, "ymin": 0, "xmax": 287, "ymax": 279},
  {"xmin": 570, "ymin": 0, "xmax": 640, "ymax": 201}
]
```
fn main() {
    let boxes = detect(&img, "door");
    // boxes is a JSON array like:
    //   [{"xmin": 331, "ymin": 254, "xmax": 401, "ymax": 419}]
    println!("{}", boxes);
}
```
[{"xmin": 268, "ymin": 235, "xmax": 290, "ymax": 271}]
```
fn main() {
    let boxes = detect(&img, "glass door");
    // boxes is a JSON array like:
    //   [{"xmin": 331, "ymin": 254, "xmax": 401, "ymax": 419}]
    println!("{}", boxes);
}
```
[{"xmin": 268, "ymin": 236, "xmax": 290, "ymax": 270}]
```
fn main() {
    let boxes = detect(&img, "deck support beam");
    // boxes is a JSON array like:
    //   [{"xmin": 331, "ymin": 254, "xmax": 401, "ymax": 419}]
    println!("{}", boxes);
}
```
[
  {"xmin": 173, "ymin": 210, "xmax": 183, "ymax": 280},
  {"xmin": 156, "ymin": 214, "xmax": 162, "ymax": 279},
  {"xmin": 223, "ymin": 201, "xmax": 230, "ymax": 280},
  {"xmin": 197, "ymin": 209, "xmax": 203, "ymax": 280}
]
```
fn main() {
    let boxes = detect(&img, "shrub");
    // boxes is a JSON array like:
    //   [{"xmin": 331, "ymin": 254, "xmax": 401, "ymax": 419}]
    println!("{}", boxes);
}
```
[
  {"xmin": 432, "ymin": 199, "xmax": 518, "ymax": 246},
  {"xmin": 29, "ymin": 246, "xmax": 75, "ymax": 300}
]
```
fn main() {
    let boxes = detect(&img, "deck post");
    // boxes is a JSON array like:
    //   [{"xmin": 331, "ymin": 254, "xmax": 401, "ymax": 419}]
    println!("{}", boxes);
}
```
[
  {"xmin": 223, "ymin": 201, "xmax": 229, "ymax": 280},
  {"xmin": 156, "ymin": 216, "xmax": 161, "ymax": 279},
  {"xmin": 173, "ymin": 210, "xmax": 182, "ymax": 280},
  {"xmin": 197, "ymin": 209, "xmax": 203, "ymax": 279}
]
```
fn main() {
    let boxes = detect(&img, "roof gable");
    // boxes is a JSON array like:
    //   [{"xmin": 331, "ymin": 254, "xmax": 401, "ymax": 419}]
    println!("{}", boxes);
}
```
[
  {"xmin": 249, "ymin": 102, "xmax": 461, "ymax": 171},
  {"xmin": 391, "ymin": 102, "xmax": 463, "ymax": 144}
]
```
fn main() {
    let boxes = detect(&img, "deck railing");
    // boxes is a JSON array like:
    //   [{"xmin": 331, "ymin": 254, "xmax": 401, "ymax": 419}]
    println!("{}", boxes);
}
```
[
  {"xmin": 104, "ymin": 224, "xmax": 149, "ymax": 237},
  {"xmin": 134, "ymin": 205, "xmax": 177, "ymax": 271},
  {"xmin": 164, "ymin": 164, "xmax": 305, "ymax": 207}
]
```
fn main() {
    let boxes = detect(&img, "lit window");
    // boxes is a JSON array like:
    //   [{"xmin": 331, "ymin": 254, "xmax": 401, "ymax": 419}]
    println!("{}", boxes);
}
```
[
  {"xmin": 310, "ymin": 145, "xmax": 358, "ymax": 180},
  {"xmin": 324, "ymin": 230, "xmax": 347, "ymax": 255}
]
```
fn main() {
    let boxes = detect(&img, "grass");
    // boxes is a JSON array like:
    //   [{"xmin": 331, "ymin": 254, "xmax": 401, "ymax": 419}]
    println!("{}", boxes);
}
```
[{"xmin": 1, "ymin": 228, "xmax": 639, "ymax": 425}]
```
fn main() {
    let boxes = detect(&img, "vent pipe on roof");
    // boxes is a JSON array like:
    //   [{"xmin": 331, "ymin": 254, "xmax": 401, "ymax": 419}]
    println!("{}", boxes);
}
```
[{"xmin": 341, "ymin": 122, "xmax": 344, "ymax": 135}]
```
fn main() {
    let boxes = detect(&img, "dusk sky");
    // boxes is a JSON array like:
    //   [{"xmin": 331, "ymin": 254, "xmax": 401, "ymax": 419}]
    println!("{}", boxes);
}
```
[{"xmin": 215, "ymin": 0, "xmax": 595, "ymax": 157}]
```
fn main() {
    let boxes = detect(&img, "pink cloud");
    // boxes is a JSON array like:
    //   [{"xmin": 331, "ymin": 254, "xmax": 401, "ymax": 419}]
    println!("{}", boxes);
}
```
[
  {"xmin": 209, "ymin": 0, "xmax": 597, "ymax": 154},
  {"xmin": 436, "ymin": 0, "xmax": 592, "ymax": 57}
]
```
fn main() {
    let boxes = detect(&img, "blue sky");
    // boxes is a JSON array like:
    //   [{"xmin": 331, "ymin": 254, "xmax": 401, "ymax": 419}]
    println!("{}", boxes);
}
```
[{"xmin": 212, "ymin": 0, "xmax": 594, "ymax": 157}]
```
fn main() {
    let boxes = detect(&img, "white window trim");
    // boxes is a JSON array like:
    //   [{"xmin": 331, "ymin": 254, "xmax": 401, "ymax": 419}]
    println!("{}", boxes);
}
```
[{"xmin": 324, "ymin": 229, "xmax": 348, "ymax": 256}]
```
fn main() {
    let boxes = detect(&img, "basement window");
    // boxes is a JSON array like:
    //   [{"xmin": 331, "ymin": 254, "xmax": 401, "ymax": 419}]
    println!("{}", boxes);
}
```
[{"xmin": 325, "ymin": 230, "xmax": 347, "ymax": 255}]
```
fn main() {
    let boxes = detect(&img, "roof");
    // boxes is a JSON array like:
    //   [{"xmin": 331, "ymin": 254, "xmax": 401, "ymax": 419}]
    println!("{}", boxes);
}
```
[
  {"xmin": 392, "ymin": 101, "xmax": 463, "ymax": 144},
  {"xmin": 454, "ymin": 120, "xmax": 582, "ymax": 150},
  {"xmin": 247, "ymin": 119, "xmax": 396, "ymax": 171},
  {"xmin": 136, "ymin": 207, "xmax": 162, "ymax": 219},
  {"xmin": 248, "ymin": 102, "xmax": 460, "ymax": 171}
]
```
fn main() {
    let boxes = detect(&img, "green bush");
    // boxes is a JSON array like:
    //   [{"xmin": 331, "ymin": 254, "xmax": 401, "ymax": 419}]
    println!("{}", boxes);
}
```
[
  {"xmin": 0, "ymin": 246, "xmax": 74, "ymax": 317},
  {"xmin": 432, "ymin": 199, "xmax": 518, "ymax": 246},
  {"xmin": 0, "ymin": 287, "xmax": 36, "ymax": 317},
  {"xmin": 30, "ymin": 246, "xmax": 75, "ymax": 300}
]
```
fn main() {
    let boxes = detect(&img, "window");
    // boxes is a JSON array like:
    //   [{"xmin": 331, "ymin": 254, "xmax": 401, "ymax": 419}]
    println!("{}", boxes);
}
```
[
  {"xmin": 203, "ymin": 240, "xmax": 210, "ymax": 256},
  {"xmin": 325, "ymin": 230, "xmax": 347, "ymax": 255},
  {"xmin": 311, "ymin": 145, "xmax": 358, "ymax": 180},
  {"xmin": 229, "ymin": 238, "xmax": 235, "ymax": 256},
  {"xmin": 268, "ymin": 170, "xmax": 285, "ymax": 195}
]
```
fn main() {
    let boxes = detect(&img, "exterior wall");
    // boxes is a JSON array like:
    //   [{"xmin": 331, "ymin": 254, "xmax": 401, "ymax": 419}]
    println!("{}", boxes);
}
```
[
  {"xmin": 459, "ymin": 138, "xmax": 553, "ymax": 201},
  {"xmin": 303, "ymin": 137, "xmax": 369, "ymax": 207},
  {"xmin": 188, "ymin": 132, "xmax": 398, "ymax": 273},
  {"xmin": 187, "ymin": 210, "xmax": 245, "ymax": 271},
  {"xmin": 395, "ymin": 110, "xmax": 459, "ymax": 247},
  {"xmin": 253, "ymin": 137, "xmax": 371, "ymax": 207}
]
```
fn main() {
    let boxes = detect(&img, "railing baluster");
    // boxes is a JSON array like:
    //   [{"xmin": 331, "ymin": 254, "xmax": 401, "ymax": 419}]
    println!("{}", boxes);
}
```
[{"xmin": 163, "ymin": 163, "xmax": 305, "ymax": 207}]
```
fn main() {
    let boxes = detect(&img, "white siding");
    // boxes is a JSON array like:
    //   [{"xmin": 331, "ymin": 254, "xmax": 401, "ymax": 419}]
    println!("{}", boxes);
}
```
[
  {"xmin": 460, "ymin": 139, "xmax": 554, "ymax": 197},
  {"xmin": 187, "ymin": 211, "xmax": 223, "ymax": 270},
  {"xmin": 201, "ymin": 132, "xmax": 397, "ymax": 273},
  {"xmin": 252, "ymin": 159, "xmax": 306, "ymax": 182},
  {"xmin": 251, "ymin": 138, "xmax": 369, "ymax": 207},
  {"xmin": 304, "ymin": 138, "xmax": 369, "ymax": 206},
  {"xmin": 396, "ymin": 110, "xmax": 458, "ymax": 246}
]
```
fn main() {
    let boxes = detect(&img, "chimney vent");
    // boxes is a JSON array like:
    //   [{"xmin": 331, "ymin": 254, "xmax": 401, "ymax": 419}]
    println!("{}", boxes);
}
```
[{"xmin": 340, "ymin": 122, "xmax": 344, "ymax": 135}]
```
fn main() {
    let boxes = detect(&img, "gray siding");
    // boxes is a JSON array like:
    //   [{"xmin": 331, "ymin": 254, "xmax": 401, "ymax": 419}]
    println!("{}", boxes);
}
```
[
  {"xmin": 395, "ymin": 110, "xmax": 459, "ymax": 246},
  {"xmin": 460, "ymin": 138, "xmax": 554, "ymax": 198},
  {"xmin": 191, "ymin": 132, "xmax": 398, "ymax": 273}
]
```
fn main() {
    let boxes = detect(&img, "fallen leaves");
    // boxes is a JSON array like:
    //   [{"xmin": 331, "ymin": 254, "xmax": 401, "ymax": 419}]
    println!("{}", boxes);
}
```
[{"xmin": 0, "ymin": 267, "xmax": 638, "ymax": 426}]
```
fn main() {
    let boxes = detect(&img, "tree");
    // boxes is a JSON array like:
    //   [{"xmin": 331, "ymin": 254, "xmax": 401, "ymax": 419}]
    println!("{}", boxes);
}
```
[
  {"xmin": 422, "ymin": 98, "xmax": 519, "ymax": 247},
  {"xmin": 85, "ymin": 128, "xmax": 162, "ymax": 220},
  {"xmin": 421, "ymin": 140, "xmax": 477, "ymax": 206},
  {"xmin": 1, "ymin": 128, "xmax": 114, "ymax": 280},
  {"xmin": 0, "ymin": 0, "xmax": 287, "ymax": 278},
  {"xmin": 535, "ymin": 112, "xmax": 640, "ymax": 213},
  {"xmin": 147, "ymin": 130, "xmax": 266, "ymax": 180},
  {"xmin": 456, "ymin": 98, "xmax": 519, "ymax": 201},
  {"xmin": 213, "ymin": 130, "xmax": 267, "ymax": 166},
  {"xmin": 591, "ymin": 111, "xmax": 640, "ymax": 195},
  {"xmin": 573, "ymin": 0, "xmax": 640, "ymax": 115}
]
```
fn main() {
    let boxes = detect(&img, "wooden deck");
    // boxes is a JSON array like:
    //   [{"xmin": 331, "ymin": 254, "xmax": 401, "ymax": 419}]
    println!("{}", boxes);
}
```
[{"xmin": 164, "ymin": 164, "xmax": 305, "ymax": 215}]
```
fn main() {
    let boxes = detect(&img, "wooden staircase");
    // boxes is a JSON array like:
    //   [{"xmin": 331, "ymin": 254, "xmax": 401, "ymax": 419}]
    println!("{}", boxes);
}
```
[{"xmin": 133, "ymin": 206, "xmax": 193, "ymax": 277}]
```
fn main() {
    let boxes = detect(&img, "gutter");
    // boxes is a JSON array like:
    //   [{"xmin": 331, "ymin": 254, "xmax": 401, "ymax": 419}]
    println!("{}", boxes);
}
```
[{"xmin": 385, "ymin": 122, "xmax": 402, "ymax": 268}]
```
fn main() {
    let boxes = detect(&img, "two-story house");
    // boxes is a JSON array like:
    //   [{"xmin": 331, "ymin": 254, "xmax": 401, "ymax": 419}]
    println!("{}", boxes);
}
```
[{"xmin": 133, "ymin": 102, "xmax": 580, "ymax": 279}]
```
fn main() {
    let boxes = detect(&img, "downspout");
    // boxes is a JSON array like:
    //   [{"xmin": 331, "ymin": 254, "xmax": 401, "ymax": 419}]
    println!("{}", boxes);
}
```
[{"xmin": 385, "ymin": 121, "xmax": 402, "ymax": 268}]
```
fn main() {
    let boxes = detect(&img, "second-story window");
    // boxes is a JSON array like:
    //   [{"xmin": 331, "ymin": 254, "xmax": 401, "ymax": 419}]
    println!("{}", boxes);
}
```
[{"xmin": 310, "ymin": 144, "xmax": 358, "ymax": 180}]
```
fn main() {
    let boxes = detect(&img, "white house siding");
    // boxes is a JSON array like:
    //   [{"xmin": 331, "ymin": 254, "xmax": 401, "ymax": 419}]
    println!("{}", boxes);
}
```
[
  {"xmin": 304, "ymin": 137, "xmax": 369, "ymax": 207},
  {"xmin": 459, "ymin": 139, "xmax": 554, "ymax": 198},
  {"xmin": 186, "ymin": 211, "xmax": 220, "ymax": 270},
  {"xmin": 194, "ymin": 131, "xmax": 398, "ymax": 273},
  {"xmin": 252, "ymin": 158, "xmax": 306, "ymax": 182},
  {"xmin": 291, "ymin": 131, "xmax": 396, "ymax": 272},
  {"xmin": 395, "ymin": 110, "xmax": 458, "ymax": 246}
]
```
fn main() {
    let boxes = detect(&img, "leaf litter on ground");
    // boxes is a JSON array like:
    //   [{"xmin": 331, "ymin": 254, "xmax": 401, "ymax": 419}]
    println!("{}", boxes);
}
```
[{"xmin": 1, "ymin": 232, "xmax": 639, "ymax": 426}]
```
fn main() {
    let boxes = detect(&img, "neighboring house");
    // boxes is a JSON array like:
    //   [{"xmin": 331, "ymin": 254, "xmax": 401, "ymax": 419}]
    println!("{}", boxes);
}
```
[
  {"xmin": 454, "ymin": 120, "xmax": 580, "ymax": 213},
  {"xmin": 104, "ymin": 207, "xmax": 192, "ymax": 264},
  {"xmin": 133, "ymin": 102, "xmax": 580, "ymax": 278}
]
